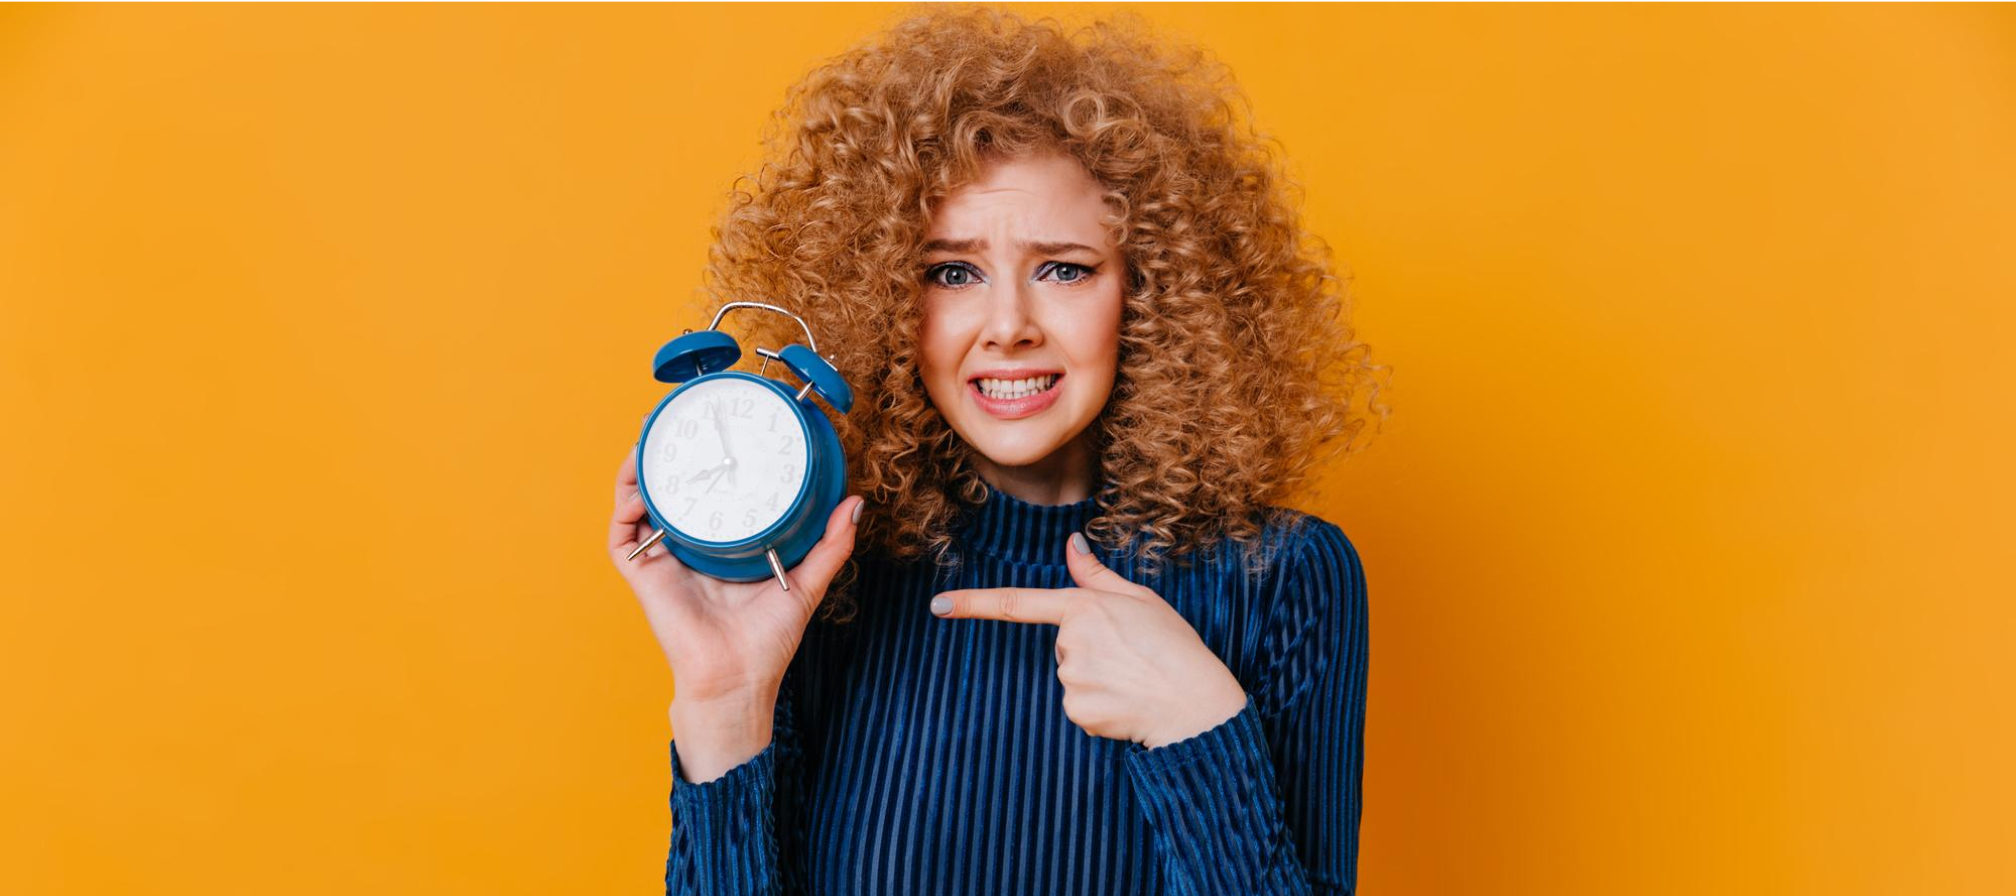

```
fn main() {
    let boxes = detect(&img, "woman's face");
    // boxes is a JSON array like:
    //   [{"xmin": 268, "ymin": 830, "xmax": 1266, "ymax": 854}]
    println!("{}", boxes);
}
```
[{"xmin": 918, "ymin": 151, "xmax": 1125, "ymax": 497}]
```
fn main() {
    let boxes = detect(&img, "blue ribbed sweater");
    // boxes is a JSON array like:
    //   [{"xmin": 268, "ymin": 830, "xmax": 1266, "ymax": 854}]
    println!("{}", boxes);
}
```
[{"xmin": 664, "ymin": 481, "xmax": 1368, "ymax": 895}]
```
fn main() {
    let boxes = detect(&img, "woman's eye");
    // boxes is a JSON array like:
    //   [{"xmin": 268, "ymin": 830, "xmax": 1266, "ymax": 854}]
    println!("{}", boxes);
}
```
[
  {"xmin": 926, "ymin": 263, "xmax": 979, "ymax": 288},
  {"xmin": 1044, "ymin": 262, "xmax": 1095, "ymax": 284}
]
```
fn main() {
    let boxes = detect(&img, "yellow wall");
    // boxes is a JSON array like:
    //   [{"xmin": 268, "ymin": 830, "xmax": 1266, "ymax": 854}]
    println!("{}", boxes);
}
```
[{"xmin": 2, "ymin": 3, "xmax": 2009, "ymax": 893}]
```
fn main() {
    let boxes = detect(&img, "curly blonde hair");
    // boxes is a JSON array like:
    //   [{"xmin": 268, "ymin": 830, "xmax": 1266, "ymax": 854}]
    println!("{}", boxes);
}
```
[{"xmin": 698, "ymin": 5, "xmax": 1390, "ymax": 624}]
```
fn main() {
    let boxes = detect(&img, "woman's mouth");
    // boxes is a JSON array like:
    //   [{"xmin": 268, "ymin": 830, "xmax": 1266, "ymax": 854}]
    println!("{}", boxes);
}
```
[{"xmin": 969, "ymin": 373, "xmax": 1063, "ymax": 419}]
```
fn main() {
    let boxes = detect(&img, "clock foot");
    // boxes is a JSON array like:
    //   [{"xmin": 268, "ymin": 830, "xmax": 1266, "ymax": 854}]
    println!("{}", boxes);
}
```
[
  {"xmin": 627, "ymin": 527, "xmax": 668, "ymax": 562},
  {"xmin": 766, "ymin": 547, "xmax": 790, "ymax": 592}
]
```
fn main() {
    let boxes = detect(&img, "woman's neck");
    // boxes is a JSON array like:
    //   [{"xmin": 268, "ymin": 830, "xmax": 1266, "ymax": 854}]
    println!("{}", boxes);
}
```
[{"xmin": 970, "ymin": 429, "xmax": 1098, "ymax": 506}]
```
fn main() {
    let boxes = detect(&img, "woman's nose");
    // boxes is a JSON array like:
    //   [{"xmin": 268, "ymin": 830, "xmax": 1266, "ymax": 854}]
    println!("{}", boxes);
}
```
[{"xmin": 979, "ymin": 279, "xmax": 1043, "ymax": 350}]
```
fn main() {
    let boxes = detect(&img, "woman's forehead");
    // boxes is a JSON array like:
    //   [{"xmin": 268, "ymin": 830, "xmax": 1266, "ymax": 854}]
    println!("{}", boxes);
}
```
[{"xmin": 929, "ymin": 156, "xmax": 1113, "ymax": 248}]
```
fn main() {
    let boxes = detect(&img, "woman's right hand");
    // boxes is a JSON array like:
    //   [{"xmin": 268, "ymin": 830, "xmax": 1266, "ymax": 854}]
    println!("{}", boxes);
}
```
[{"xmin": 607, "ymin": 439, "xmax": 863, "ymax": 733}]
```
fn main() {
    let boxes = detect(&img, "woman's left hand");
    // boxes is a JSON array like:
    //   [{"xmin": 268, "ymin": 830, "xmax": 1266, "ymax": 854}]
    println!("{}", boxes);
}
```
[{"xmin": 929, "ymin": 532, "xmax": 1250, "ymax": 749}]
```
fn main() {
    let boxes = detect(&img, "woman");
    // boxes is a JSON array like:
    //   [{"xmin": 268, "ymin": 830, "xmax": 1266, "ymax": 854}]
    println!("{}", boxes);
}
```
[{"xmin": 609, "ymin": 7, "xmax": 1386, "ymax": 894}]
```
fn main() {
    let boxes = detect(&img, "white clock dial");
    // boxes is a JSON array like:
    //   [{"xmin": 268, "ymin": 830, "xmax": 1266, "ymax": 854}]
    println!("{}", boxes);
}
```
[{"xmin": 640, "ymin": 377, "xmax": 811, "ymax": 543}]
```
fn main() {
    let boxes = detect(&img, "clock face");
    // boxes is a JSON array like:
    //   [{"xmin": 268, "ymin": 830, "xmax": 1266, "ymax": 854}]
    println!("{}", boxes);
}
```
[{"xmin": 639, "ymin": 377, "xmax": 811, "ymax": 544}]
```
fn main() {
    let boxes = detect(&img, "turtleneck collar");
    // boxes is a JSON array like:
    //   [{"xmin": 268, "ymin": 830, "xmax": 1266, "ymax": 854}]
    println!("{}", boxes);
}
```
[{"xmin": 956, "ymin": 478, "xmax": 1104, "ymax": 565}]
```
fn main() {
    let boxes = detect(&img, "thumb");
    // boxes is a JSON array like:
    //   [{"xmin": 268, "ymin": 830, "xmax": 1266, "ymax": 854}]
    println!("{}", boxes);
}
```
[
  {"xmin": 1064, "ymin": 530, "xmax": 1148, "ymax": 597},
  {"xmin": 783, "ymin": 495, "xmax": 864, "ymax": 606}
]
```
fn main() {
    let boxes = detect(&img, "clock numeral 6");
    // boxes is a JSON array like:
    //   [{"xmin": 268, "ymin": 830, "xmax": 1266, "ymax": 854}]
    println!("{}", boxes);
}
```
[{"xmin": 709, "ymin": 511, "xmax": 723, "ymax": 532}]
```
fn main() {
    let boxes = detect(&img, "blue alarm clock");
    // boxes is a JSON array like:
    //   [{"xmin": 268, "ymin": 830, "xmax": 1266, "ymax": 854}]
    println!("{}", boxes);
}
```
[{"xmin": 624, "ymin": 301, "xmax": 854, "ymax": 592}]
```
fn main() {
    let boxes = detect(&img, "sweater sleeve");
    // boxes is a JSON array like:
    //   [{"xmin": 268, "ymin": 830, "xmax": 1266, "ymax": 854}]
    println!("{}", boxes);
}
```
[
  {"xmin": 663, "ymin": 663, "xmax": 813, "ymax": 896},
  {"xmin": 1122, "ymin": 518, "xmax": 1369, "ymax": 895}
]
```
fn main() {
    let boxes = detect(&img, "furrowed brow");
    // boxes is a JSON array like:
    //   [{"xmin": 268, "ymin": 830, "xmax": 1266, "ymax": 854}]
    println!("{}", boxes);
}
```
[{"xmin": 922, "ymin": 238, "xmax": 1102, "ymax": 255}]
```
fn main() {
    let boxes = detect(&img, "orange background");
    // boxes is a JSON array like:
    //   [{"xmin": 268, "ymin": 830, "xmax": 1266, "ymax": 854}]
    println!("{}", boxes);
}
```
[{"xmin": 2, "ymin": 3, "xmax": 2010, "ymax": 894}]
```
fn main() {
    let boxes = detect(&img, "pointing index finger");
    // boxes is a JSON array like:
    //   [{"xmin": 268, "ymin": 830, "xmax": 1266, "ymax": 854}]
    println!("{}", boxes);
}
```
[{"xmin": 932, "ymin": 587, "xmax": 1076, "ymax": 625}]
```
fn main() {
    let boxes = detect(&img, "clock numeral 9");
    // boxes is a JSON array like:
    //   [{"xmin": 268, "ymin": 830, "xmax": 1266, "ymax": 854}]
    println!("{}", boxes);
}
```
[{"xmin": 657, "ymin": 440, "xmax": 678, "ymax": 462}]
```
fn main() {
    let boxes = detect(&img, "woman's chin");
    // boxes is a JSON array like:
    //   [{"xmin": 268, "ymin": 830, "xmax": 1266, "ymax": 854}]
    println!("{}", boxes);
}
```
[
  {"xmin": 960, "ymin": 422, "xmax": 1077, "ymax": 469},
  {"xmin": 969, "ymin": 438, "xmax": 1063, "ymax": 470}
]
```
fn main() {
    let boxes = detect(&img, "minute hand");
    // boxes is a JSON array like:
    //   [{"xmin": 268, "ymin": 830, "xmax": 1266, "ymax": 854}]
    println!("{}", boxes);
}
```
[{"xmin": 711, "ymin": 402, "xmax": 739, "ymax": 487}]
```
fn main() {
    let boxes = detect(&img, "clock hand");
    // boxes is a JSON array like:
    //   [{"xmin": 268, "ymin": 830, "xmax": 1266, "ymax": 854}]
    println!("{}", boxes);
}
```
[
  {"xmin": 712, "ymin": 400, "xmax": 740, "ymax": 487},
  {"xmin": 712, "ymin": 401, "xmax": 733, "ymax": 456}
]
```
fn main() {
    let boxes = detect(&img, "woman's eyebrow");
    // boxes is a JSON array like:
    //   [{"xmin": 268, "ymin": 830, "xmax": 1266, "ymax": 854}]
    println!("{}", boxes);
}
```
[{"xmin": 922, "ymin": 237, "xmax": 1101, "ymax": 255}]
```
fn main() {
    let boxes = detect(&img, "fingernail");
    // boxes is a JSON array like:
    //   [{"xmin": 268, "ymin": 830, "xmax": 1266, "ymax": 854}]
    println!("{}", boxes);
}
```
[
  {"xmin": 1070, "ymin": 532, "xmax": 1090, "ymax": 554},
  {"xmin": 850, "ymin": 498, "xmax": 864, "ymax": 524},
  {"xmin": 930, "ymin": 596, "xmax": 951, "ymax": 616}
]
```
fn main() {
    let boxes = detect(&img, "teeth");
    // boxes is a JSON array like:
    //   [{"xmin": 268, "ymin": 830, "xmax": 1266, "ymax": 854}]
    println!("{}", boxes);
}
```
[{"xmin": 976, "ymin": 374, "xmax": 1059, "ymax": 400}]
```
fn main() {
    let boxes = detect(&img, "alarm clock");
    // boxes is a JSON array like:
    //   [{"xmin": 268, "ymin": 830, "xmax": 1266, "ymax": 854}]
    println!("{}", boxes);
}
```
[{"xmin": 625, "ymin": 301, "xmax": 854, "ymax": 592}]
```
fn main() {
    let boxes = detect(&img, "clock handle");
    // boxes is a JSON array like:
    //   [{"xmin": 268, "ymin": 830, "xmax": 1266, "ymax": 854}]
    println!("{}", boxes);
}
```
[
  {"xmin": 626, "ymin": 527, "xmax": 668, "ymax": 562},
  {"xmin": 765, "ymin": 548, "xmax": 791, "ymax": 592},
  {"xmin": 706, "ymin": 301, "xmax": 823, "ymax": 354}
]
